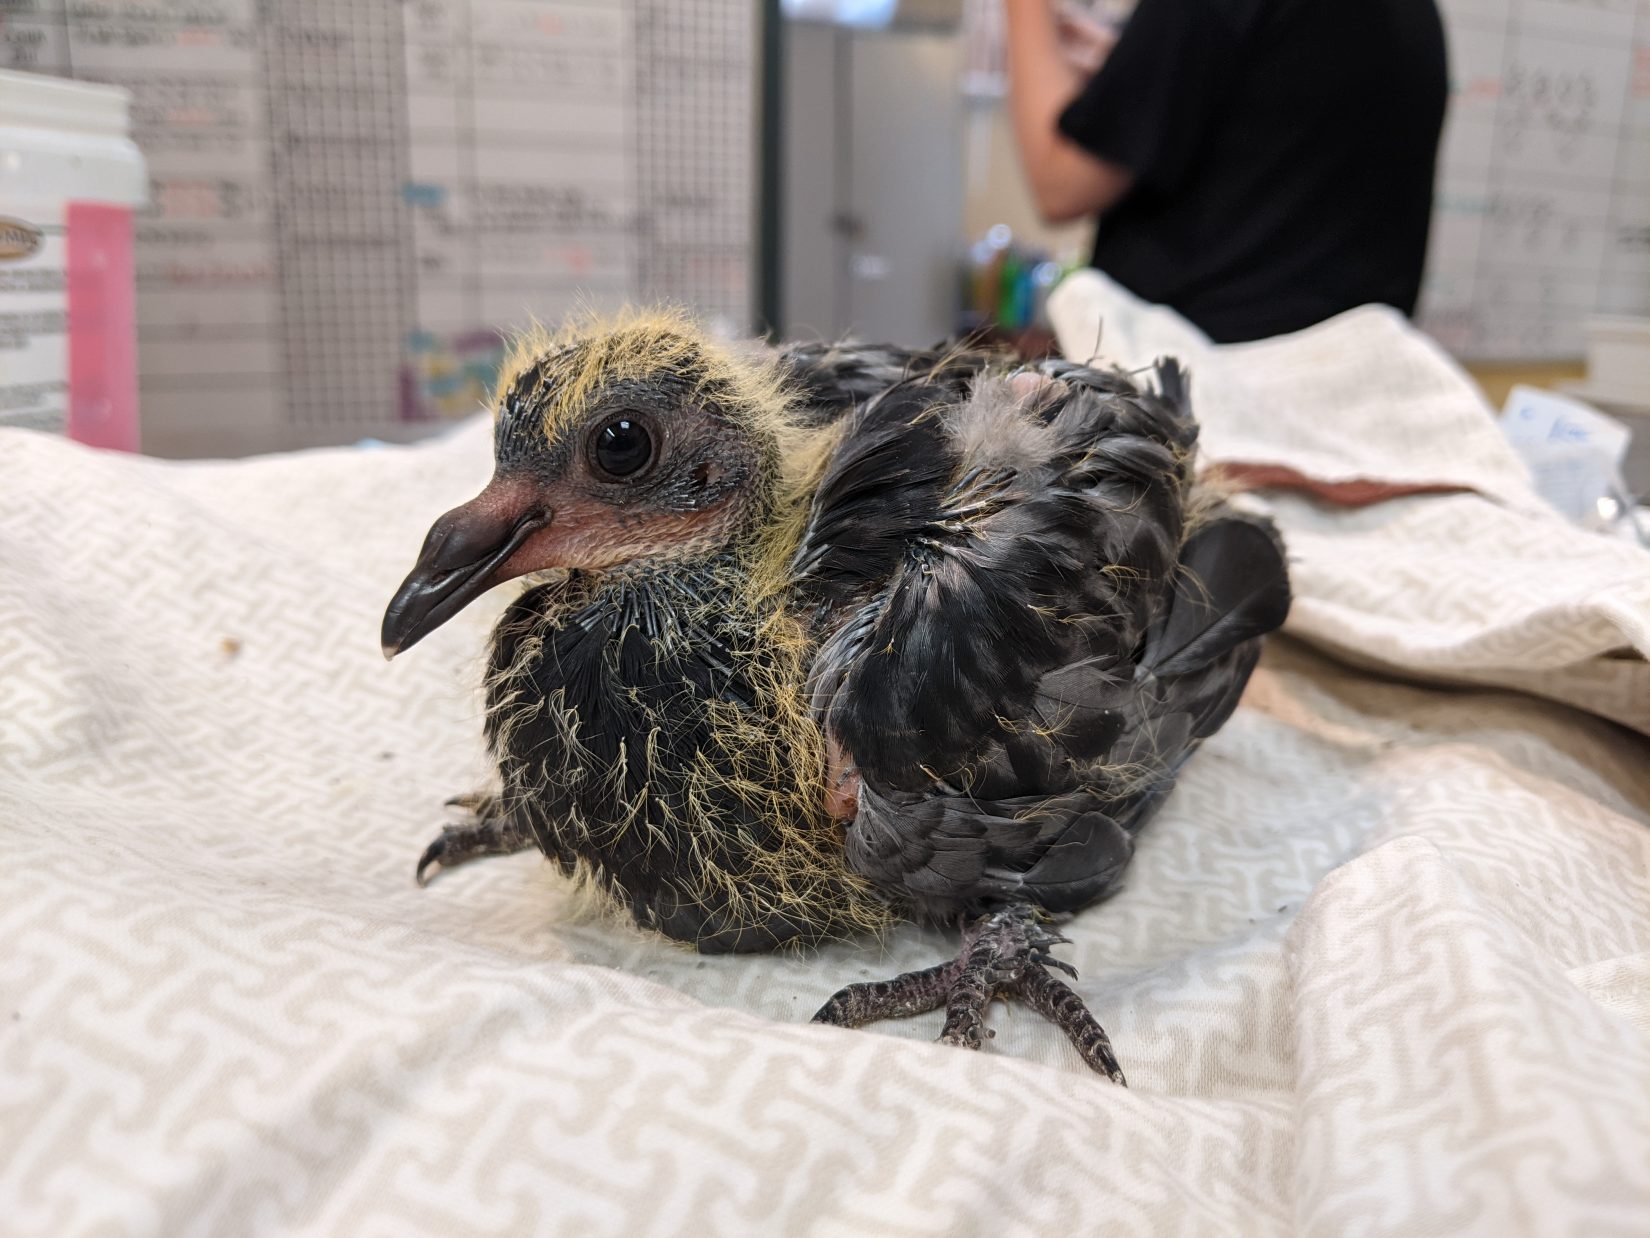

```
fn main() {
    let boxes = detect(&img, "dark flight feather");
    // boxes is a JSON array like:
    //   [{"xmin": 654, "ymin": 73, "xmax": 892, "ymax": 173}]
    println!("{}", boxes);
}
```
[
  {"xmin": 777, "ymin": 339, "xmax": 992, "ymax": 426},
  {"xmin": 794, "ymin": 357, "xmax": 1291, "ymax": 919}
]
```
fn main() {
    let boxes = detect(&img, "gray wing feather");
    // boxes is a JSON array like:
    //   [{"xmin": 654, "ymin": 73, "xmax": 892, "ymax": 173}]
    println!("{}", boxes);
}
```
[{"xmin": 793, "ymin": 356, "xmax": 1290, "ymax": 919}]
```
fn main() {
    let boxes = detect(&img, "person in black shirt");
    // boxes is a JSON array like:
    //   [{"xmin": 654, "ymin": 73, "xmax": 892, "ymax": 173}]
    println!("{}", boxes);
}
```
[{"xmin": 1003, "ymin": 0, "xmax": 1449, "ymax": 343}]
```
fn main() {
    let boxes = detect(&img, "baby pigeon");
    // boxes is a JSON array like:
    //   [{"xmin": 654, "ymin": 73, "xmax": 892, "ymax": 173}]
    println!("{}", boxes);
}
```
[{"xmin": 382, "ymin": 310, "xmax": 1290, "ymax": 1079}]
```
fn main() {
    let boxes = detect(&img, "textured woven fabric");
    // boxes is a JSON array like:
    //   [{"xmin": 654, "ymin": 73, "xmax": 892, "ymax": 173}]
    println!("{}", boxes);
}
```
[{"xmin": 2, "ymin": 279, "xmax": 1647, "ymax": 1234}]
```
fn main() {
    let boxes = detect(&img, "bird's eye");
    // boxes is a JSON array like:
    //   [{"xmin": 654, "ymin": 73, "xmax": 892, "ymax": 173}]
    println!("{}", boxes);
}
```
[{"xmin": 590, "ymin": 416, "xmax": 654, "ymax": 480}]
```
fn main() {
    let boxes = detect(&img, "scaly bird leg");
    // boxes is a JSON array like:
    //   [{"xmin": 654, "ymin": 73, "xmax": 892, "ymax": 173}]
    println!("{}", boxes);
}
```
[
  {"xmin": 937, "ymin": 912, "xmax": 1021, "ymax": 1050},
  {"xmin": 812, "ymin": 904, "xmax": 1127, "ymax": 1083},
  {"xmin": 415, "ymin": 794, "xmax": 533, "ymax": 887}
]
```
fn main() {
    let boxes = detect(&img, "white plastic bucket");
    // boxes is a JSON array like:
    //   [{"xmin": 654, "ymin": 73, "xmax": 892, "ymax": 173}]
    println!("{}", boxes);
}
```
[{"xmin": 0, "ymin": 69, "xmax": 146, "ymax": 449}]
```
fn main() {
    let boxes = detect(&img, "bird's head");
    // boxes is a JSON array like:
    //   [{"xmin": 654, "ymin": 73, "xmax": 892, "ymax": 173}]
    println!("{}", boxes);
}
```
[{"xmin": 381, "ymin": 310, "xmax": 795, "ymax": 658}]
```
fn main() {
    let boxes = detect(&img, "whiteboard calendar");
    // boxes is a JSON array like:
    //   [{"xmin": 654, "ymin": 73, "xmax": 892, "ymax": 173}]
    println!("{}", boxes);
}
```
[
  {"xmin": 1420, "ymin": 0, "xmax": 1650, "ymax": 360},
  {"xmin": 0, "ymin": 0, "xmax": 757, "ymax": 456}
]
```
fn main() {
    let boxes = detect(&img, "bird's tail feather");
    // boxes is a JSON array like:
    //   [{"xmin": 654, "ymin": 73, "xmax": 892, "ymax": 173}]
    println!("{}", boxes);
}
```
[{"xmin": 1144, "ymin": 516, "xmax": 1291, "ymax": 678}]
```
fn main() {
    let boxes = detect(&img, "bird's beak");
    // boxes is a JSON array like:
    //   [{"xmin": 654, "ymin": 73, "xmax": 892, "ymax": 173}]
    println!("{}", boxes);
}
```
[{"xmin": 381, "ymin": 477, "xmax": 552, "ymax": 659}]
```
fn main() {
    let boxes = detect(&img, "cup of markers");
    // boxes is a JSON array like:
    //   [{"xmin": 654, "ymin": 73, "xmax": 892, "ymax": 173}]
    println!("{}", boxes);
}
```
[{"xmin": 959, "ymin": 224, "xmax": 1081, "ymax": 347}]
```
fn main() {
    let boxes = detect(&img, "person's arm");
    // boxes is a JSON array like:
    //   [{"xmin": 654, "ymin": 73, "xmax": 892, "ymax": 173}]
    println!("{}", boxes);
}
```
[{"xmin": 1003, "ymin": 0, "xmax": 1135, "ymax": 224}]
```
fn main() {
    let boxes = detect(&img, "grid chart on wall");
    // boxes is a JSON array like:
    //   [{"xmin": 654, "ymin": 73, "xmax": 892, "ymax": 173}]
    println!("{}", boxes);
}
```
[
  {"xmin": 264, "ymin": 1, "xmax": 417, "ymax": 431},
  {"xmin": 0, "ymin": 0, "xmax": 758, "ymax": 454},
  {"xmin": 633, "ymin": 0, "xmax": 755, "ymax": 324},
  {"xmin": 1416, "ymin": 0, "xmax": 1649, "ymax": 360}
]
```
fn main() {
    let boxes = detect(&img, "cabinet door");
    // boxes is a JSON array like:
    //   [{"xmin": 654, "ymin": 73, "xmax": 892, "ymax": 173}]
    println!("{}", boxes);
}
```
[{"xmin": 845, "ymin": 30, "xmax": 963, "ymax": 345}]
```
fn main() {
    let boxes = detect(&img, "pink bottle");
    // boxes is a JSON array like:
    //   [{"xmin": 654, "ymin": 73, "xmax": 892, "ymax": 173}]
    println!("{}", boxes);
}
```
[{"xmin": 0, "ymin": 71, "xmax": 146, "ymax": 451}]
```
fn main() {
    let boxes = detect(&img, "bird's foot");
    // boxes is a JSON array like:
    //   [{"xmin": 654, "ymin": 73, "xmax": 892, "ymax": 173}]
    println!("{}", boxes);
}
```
[
  {"xmin": 415, "ymin": 794, "xmax": 533, "ymax": 887},
  {"xmin": 812, "ymin": 905, "xmax": 1126, "ymax": 1083}
]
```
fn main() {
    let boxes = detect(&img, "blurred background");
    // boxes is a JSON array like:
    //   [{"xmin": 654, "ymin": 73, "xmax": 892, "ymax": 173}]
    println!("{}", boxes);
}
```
[{"xmin": 0, "ymin": 0, "xmax": 1646, "ymax": 466}]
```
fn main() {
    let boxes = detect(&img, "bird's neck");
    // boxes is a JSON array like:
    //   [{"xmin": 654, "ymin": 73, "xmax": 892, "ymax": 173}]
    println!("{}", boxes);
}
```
[{"xmin": 736, "ymin": 419, "xmax": 842, "ymax": 603}]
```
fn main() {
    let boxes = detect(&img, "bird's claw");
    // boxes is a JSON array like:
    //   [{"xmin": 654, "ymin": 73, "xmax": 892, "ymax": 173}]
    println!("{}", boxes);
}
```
[
  {"xmin": 813, "ymin": 905, "xmax": 1124, "ymax": 1081},
  {"xmin": 1033, "ymin": 952, "xmax": 1081, "ymax": 980},
  {"xmin": 415, "ymin": 831, "xmax": 457, "ymax": 887},
  {"xmin": 413, "ymin": 795, "xmax": 532, "ymax": 888}
]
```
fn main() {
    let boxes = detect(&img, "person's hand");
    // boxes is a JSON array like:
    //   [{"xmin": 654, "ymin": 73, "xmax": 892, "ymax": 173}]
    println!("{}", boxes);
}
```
[{"xmin": 1054, "ymin": 1, "xmax": 1118, "ymax": 75}]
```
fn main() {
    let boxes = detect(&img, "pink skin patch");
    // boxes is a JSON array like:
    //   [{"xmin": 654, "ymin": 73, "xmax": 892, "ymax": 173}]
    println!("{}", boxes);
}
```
[
  {"xmin": 66, "ymin": 203, "xmax": 139, "ymax": 452},
  {"xmin": 824, "ymin": 732, "xmax": 861, "ymax": 822},
  {"xmin": 1007, "ymin": 371, "xmax": 1053, "ymax": 400}
]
